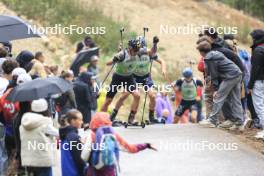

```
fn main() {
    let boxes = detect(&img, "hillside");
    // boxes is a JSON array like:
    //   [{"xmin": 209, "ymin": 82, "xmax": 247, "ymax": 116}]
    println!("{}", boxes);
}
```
[
  {"xmin": 81, "ymin": 0, "xmax": 264, "ymax": 79},
  {"xmin": 0, "ymin": 2, "xmax": 74, "ymax": 68}
]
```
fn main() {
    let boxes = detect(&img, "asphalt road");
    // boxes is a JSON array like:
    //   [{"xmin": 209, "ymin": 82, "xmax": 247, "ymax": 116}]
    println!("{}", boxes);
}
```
[
  {"xmin": 53, "ymin": 124, "xmax": 264, "ymax": 176},
  {"xmin": 115, "ymin": 124, "xmax": 264, "ymax": 176}
]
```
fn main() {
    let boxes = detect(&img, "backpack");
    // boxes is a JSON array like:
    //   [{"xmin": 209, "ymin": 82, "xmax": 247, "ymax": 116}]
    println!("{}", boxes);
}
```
[
  {"xmin": 90, "ymin": 126, "xmax": 120, "ymax": 170},
  {"xmin": 0, "ymin": 88, "xmax": 19, "ymax": 123}
]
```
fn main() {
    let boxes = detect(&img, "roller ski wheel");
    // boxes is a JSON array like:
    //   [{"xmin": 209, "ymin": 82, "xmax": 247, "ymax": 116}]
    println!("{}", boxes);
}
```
[
  {"xmin": 141, "ymin": 122, "xmax": 146, "ymax": 128},
  {"xmin": 145, "ymin": 120, "xmax": 150, "ymax": 125}
]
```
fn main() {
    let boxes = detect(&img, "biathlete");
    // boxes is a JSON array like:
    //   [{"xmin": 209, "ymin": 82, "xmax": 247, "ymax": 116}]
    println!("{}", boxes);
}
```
[
  {"xmin": 100, "ymin": 39, "xmax": 141, "ymax": 120},
  {"xmin": 110, "ymin": 36, "xmax": 167, "ymax": 125},
  {"xmin": 173, "ymin": 68, "xmax": 203, "ymax": 123}
]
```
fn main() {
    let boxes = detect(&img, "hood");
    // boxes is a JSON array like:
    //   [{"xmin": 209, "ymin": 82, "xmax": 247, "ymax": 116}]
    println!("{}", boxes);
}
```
[
  {"xmin": 90, "ymin": 112, "xmax": 112, "ymax": 131},
  {"xmin": 204, "ymin": 50, "xmax": 225, "ymax": 61},
  {"xmin": 250, "ymin": 29, "xmax": 264, "ymax": 49},
  {"xmin": 77, "ymin": 71, "xmax": 93, "ymax": 84},
  {"xmin": 212, "ymin": 37, "xmax": 225, "ymax": 48},
  {"xmin": 16, "ymin": 50, "xmax": 34, "ymax": 67},
  {"xmin": 21, "ymin": 112, "xmax": 51, "ymax": 131},
  {"xmin": 59, "ymin": 125, "xmax": 78, "ymax": 140}
]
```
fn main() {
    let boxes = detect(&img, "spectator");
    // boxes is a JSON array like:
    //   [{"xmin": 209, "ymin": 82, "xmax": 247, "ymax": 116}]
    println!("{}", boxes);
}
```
[
  {"xmin": 60, "ymin": 109, "xmax": 86, "ymax": 176},
  {"xmin": 88, "ymin": 56, "xmax": 99, "ymax": 75},
  {"xmin": 81, "ymin": 112, "xmax": 154, "ymax": 176},
  {"xmin": 29, "ymin": 51, "xmax": 47, "ymax": 78},
  {"xmin": 197, "ymin": 41, "xmax": 244, "ymax": 131},
  {"xmin": 248, "ymin": 29, "xmax": 264, "ymax": 139},
  {"xmin": 56, "ymin": 70, "xmax": 77, "ymax": 120},
  {"xmin": 73, "ymin": 72, "xmax": 95, "ymax": 125},
  {"xmin": 20, "ymin": 99, "xmax": 58, "ymax": 175},
  {"xmin": 0, "ymin": 73, "xmax": 31, "ymax": 174},
  {"xmin": 155, "ymin": 89, "xmax": 173, "ymax": 124},
  {"xmin": 0, "ymin": 59, "xmax": 18, "ymax": 96},
  {"xmin": 16, "ymin": 50, "xmax": 34, "ymax": 73}
]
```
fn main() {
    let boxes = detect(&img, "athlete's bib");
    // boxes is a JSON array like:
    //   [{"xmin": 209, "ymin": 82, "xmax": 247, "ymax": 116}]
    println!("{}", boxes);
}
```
[
  {"xmin": 115, "ymin": 50, "xmax": 137, "ymax": 76},
  {"xmin": 134, "ymin": 54, "xmax": 151, "ymax": 76},
  {"xmin": 181, "ymin": 80, "xmax": 197, "ymax": 101}
]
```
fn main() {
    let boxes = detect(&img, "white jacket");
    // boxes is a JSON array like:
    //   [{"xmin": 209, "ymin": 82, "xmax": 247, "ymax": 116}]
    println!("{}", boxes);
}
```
[{"xmin": 20, "ymin": 112, "xmax": 58, "ymax": 167}]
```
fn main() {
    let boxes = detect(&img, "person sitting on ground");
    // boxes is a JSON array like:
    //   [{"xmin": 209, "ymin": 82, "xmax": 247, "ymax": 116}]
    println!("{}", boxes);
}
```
[
  {"xmin": 173, "ymin": 68, "xmax": 203, "ymax": 124},
  {"xmin": 81, "ymin": 112, "xmax": 156, "ymax": 176},
  {"xmin": 197, "ymin": 41, "xmax": 244, "ymax": 131},
  {"xmin": 155, "ymin": 88, "xmax": 174, "ymax": 124},
  {"xmin": 29, "ymin": 51, "xmax": 47, "ymax": 78},
  {"xmin": 20, "ymin": 99, "xmax": 58, "ymax": 176},
  {"xmin": 60, "ymin": 109, "xmax": 87, "ymax": 176}
]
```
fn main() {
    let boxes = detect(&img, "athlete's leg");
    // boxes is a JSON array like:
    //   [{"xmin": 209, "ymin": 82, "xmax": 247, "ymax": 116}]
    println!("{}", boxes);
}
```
[{"xmin": 110, "ymin": 91, "xmax": 130, "ymax": 121}]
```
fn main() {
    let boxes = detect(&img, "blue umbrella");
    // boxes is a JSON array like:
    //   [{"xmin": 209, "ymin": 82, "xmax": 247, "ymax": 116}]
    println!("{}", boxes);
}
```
[{"xmin": 0, "ymin": 15, "xmax": 41, "ymax": 42}]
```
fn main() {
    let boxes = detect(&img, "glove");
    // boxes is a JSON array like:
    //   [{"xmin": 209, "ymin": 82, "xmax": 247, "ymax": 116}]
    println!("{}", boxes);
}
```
[
  {"xmin": 146, "ymin": 143, "xmax": 158, "ymax": 151},
  {"xmin": 153, "ymin": 36, "xmax": 159, "ymax": 44},
  {"xmin": 113, "ymin": 56, "xmax": 120, "ymax": 63}
]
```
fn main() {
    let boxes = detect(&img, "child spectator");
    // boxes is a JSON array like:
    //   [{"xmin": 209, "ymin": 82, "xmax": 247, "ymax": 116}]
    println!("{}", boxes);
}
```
[
  {"xmin": 155, "ymin": 89, "xmax": 173, "ymax": 124},
  {"xmin": 81, "ymin": 112, "xmax": 156, "ymax": 176},
  {"xmin": 60, "ymin": 109, "xmax": 86, "ymax": 176}
]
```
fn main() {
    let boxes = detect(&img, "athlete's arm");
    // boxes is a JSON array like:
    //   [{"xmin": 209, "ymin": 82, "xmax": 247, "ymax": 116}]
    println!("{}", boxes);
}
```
[
  {"xmin": 106, "ymin": 60, "xmax": 114, "ymax": 66},
  {"xmin": 154, "ymin": 58, "xmax": 167, "ymax": 79}
]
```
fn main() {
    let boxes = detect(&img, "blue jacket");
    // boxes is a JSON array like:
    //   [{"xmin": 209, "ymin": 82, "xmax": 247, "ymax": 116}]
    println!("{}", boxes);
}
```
[{"xmin": 60, "ymin": 126, "xmax": 86, "ymax": 176}]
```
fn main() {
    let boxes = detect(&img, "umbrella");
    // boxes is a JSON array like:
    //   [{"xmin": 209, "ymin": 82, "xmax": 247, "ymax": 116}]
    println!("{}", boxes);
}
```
[
  {"xmin": 6, "ymin": 77, "xmax": 73, "ymax": 102},
  {"xmin": 0, "ymin": 15, "xmax": 41, "ymax": 42},
  {"xmin": 70, "ymin": 47, "xmax": 99, "ymax": 76}
]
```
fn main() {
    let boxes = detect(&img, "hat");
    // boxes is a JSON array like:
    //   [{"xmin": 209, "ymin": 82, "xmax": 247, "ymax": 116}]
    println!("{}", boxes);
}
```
[
  {"xmin": 31, "ymin": 99, "xmax": 48, "ymax": 112},
  {"xmin": 12, "ymin": 67, "xmax": 26, "ymax": 76},
  {"xmin": 17, "ymin": 73, "xmax": 32, "ymax": 85},
  {"xmin": 90, "ymin": 55, "xmax": 99, "ymax": 62}
]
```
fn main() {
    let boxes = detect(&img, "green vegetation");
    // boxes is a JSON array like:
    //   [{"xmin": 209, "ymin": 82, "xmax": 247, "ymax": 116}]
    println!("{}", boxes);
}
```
[
  {"xmin": 1, "ymin": 0, "xmax": 136, "ymax": 55},
  {"xmin": 218, "ymin": 0, "xmax": 264, "ymax": 21}
]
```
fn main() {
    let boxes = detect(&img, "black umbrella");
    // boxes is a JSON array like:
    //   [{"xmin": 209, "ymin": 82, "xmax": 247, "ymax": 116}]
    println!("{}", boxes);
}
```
[
  {"xmin": 0, "ymin": 15, "xmax": 41, "ymax": 42},
  {"xmin": 6, "ymin": 77, "xmax": 73, "ymax": 102},
  {"xmin": 70, "ymin": 47, "xmax": 99, "ymax": 76}
]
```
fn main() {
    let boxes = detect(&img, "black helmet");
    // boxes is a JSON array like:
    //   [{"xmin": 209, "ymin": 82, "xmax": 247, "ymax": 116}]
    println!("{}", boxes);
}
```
[{"xmin": 128, "ymin": 39, "xmax": 141, "ymax": 52}]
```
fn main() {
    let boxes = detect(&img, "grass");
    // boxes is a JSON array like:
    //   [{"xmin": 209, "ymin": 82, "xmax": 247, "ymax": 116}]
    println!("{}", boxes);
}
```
[{"xmin": 1, "ymin": 0, "xmax": 136, "ymax": 55}]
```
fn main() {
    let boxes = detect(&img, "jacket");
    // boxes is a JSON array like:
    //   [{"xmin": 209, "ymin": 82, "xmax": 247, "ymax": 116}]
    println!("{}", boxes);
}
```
[
  {"xmin": 19, "ymin": 112, "xmax": 58, "ymax": 167},
  {"xmin": 60, "ymin": 126, "xmax": 86, "ymax": 176},
  {"xmin": 205, "ymin": 51, "xmax": 242, "ymax": 89},
  {"xmin": 248, "ymin": 29, "xmax": 264, "ymax": 89},
  {"xmin": 73, "ymin": 72, "xmax": 93, "ymax": 122}
]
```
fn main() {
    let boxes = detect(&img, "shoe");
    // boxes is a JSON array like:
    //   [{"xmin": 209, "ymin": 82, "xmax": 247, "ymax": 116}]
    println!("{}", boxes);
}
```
[
  {"xmin": 243, "ymin": 118, "xmax": 252, "ymax": 129},
  {"xmin": 112, "ymin": 120, "xmax": 124, "ymax": 127},
  {"xmin": 229, "ymin": 124, "xmax": 244, "ymax": 132},
  {"xmin": 199, "ymin": 119, "xmax": 216, "ymax": 128},
  {"xmin": 218, "ymin": 120, "xmax": 234, "ymax": 129},
  {"xmin": 149, "ymin": 117, "xmax": 159, "ymax": 124},
  {"xmin": 254, "ymin": 130, "xmax": 264, "ymax": 140}
]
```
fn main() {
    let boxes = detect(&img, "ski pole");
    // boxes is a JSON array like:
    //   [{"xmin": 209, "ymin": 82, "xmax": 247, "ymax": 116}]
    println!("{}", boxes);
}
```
[{"xmin": 120, "ymin": 27, "xmax": 125, "ymax": 49}]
